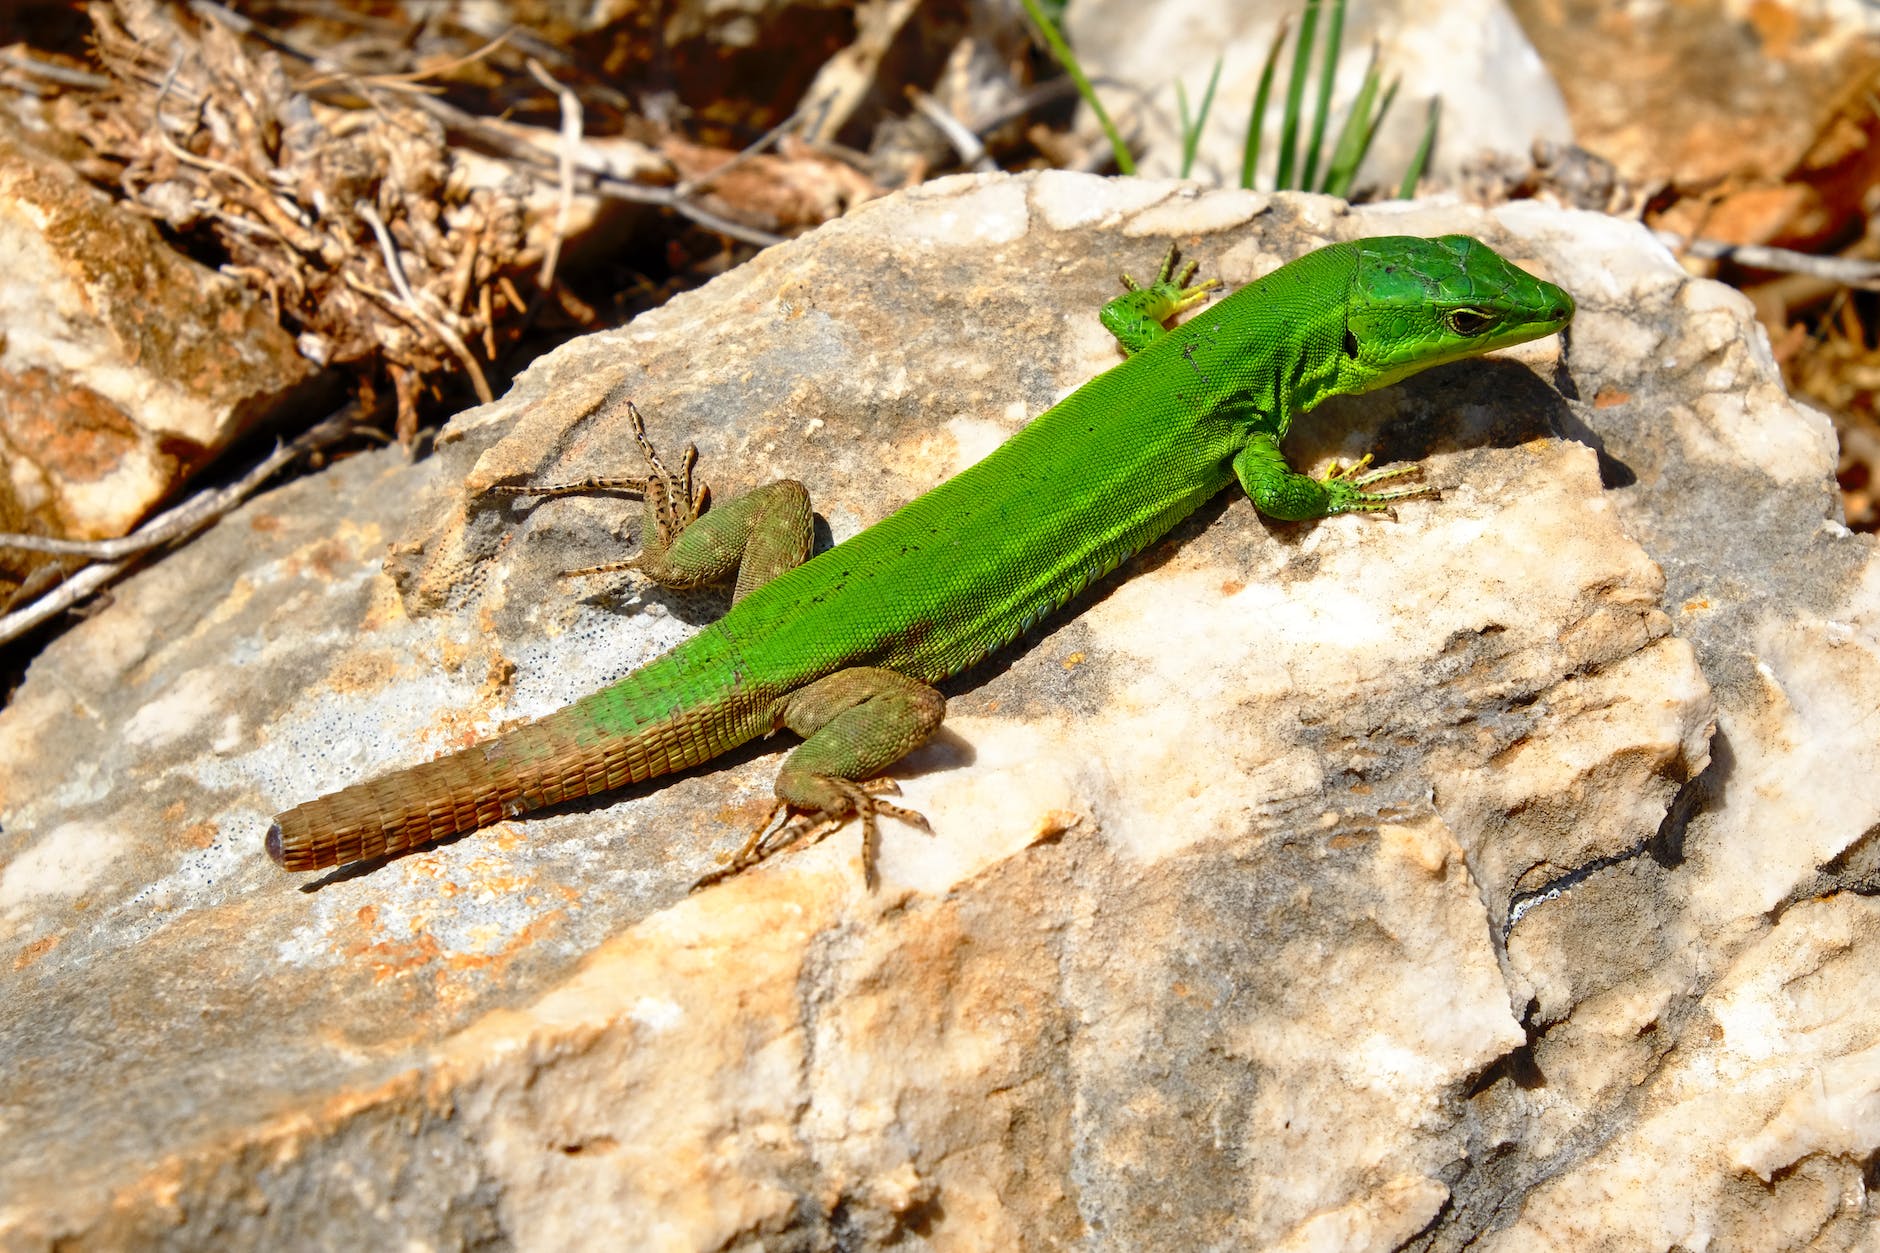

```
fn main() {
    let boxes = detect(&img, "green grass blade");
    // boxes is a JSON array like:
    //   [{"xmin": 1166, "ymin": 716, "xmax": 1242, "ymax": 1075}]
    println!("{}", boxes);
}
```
[
  {"xmin": 1274, "ymin": 0, "xmax": 1322, "ymax": 190},
  {"xmin": 1358, "ymin": 76, "xmax": 1401, "ymax": 170},
  {"xmin": 1397, "ymin": 96, "xmax": 1440, "ymax": 199},
  {"xmin": 1318, "ymin": 45, "xmax": 1380, "ymax": 198},
  {"xmin": 1240, "ymin": 16, "xmax": 1292, "ymax": 189},
  {"xmin": 1178, "ymin": 57, "xmax": 1223, "ymax": 179},
  {"xmin": 1326, "ymin": 72, "xmax": 1399, "ymax": 199},
  {"xmin": 1299, "ymin": 0, "xmax": 1346, "ymax": 192},
  {"xmin": 1177, "ymin": 79, "xmax": 1194, "ymax": 176},
  {"xmin": 1018, "ymin": 0, "xmax": 1135, "ymax": 175}
]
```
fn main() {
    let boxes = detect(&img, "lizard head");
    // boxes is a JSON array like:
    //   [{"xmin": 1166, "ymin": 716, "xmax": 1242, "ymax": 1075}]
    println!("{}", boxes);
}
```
[{"xmin": 1339, "ymin": 234, "xmax": 1574, "ymax": 394}]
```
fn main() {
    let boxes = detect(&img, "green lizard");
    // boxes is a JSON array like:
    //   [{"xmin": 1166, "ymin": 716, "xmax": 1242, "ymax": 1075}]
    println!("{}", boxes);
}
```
[{"xmin": 268, "ymin": 235, "xmax": 1573, "ymax": 883}]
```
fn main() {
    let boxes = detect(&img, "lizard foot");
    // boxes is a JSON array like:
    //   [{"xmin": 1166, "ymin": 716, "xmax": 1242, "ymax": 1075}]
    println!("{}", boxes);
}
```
[
  {"xmin": 1320, "ymin": 453, "xmax": 1440, "ymax": 516},
  {"xmin": 1118, "ymin": 242, "xmax": 1222, "ymax": 315},
  {"xmin": 476, "ymin": 401, "xmax": 713, "ymax": 580},
  {"xmin": 694, "ymin": 777, "xmax": 930, "ymax": 891},
  {"xmin": 1101, "ymin": 243, "xmax": 1223, "ymax": 354}
]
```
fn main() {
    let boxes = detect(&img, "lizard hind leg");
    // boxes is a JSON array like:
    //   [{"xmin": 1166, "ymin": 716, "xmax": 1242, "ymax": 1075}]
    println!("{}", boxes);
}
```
[
  {"xmin": 580, "ymin": 401, "xmax": 814, "ymax": 603},
  {"xmin": 488, "ymin": 401, "xmax": 815, "ymax": 604},
  {"xmin": 696, "ymin": 668, "xmax": 945, "ymax": 890}
]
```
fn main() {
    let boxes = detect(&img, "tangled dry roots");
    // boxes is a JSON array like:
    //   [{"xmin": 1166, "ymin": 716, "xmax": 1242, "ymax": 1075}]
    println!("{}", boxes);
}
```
[{"xmin": 76, "ymin": 0, "xmax": 548, "ymax": 444}]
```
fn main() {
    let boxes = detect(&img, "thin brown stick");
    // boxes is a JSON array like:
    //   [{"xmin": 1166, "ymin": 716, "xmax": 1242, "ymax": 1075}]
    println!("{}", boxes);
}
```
[
  {"xmin": 199, "ymin": 0, "xmax": 788, "ymax": 250},
  {"xmin": 671, "ymin": 107, "xmax": 804, "ymax": 200},
  {"xmin": 406, "ymin": 94, "xmax": 786, "ymax": 247}
]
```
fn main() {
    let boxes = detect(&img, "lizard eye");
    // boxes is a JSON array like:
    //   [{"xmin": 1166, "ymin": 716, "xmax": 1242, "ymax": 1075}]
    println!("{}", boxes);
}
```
[{"xmin": 1447, "ymin": 308, "xmax": 1494, "ymax": 336}]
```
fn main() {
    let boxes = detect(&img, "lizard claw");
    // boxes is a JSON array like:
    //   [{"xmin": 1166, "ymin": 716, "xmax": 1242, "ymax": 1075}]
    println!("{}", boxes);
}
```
[
  {"xmin": 692, "ymin": 777, "xmax": 929, "ymax": 892},
  {"xmin": 1320, "ymin": 455, "xmax": 1439, "ymax": 513}
]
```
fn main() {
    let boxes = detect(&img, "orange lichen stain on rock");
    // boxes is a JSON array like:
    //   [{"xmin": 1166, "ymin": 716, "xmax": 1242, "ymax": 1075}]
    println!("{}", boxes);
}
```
[
  {"xmin": 1594, "ymin": 387, "xmax": 1632, "ymax": 409},
  {"xmin": 437, "ymin": 707, "xmax": 504, "ymax": 750},
  {"xmin": 325, "ymin": 649, "xmax": 404, "ymax": 696},
  {"xmin": 477, "ymin": 654, "xmax": 518, "ymax": 704},
  {"xmin": 12, "ymin": 933, "xmax": 60, "ymax": 970},
  {"xmin": 171, "ymin": 820, "xmax": 218, "ymax": 852},
  {"xmin": 452, "ymin": 910, "xmax": 566, "ymax": 976},
  {"xmin": 248, "ymin": 511, "xmax": 284, "ymax": 534},
  {"xmin": 283, "ymin": 519, "xmax": 385, "ymax": 583},
  {"xmin": 457, "ymin": 856, "xmax": 536, "ymax": 901},
  {"xmin": 358, "ymin": 576, "xmax": 411, "ymax": 633},
  {"xmin": 359, "ymin": 930, "xmax": 447, "ymax": 985},
  {"xmin": 332, "ymin": 862, "xmax": 571, "ymax": 1014},
  {"xmin": 298, "ymin": 538, "xmax": 352, "ymax": 581},
  {"xmin": 1061, "ymin": 651, "xmax": 1085, "ymax": 670},
  {"xmin": 433, "ymin": 910, "xmax": 571, "ymax": 1016},
  {"xmin": 1220, "ymin": 577, "xmax": 1246, "ymax": 596},
  {"xmin": 437, "ymin": 634, "xmax": 473, "ymax": 672},
  {"xmin": 1682, "ymin": 597, "xmax": 1713, "ymax": 614},
  {"xmin": 332, "ymin": 896, "xmax": 454, "ymax": 986},
  {"xmin": 0, "ymin": 365, "xmax": 149, "ymax": 486}
]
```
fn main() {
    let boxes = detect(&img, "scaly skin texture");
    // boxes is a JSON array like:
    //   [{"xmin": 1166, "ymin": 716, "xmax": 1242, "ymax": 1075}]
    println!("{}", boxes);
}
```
[{"xmin": 268, "ymin": 235, "xmax": 1574, "ymax": 881}]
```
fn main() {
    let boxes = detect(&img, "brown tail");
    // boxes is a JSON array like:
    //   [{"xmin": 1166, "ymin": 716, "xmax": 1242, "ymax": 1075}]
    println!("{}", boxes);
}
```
[{"xmin": 267, "ymin": 692, "xmax": 747, "ymax": 872}]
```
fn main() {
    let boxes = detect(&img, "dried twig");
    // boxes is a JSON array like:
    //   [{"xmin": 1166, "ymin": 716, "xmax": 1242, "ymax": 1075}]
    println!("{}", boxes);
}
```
[
  {"xmin": 908, "ymin": 88, "xmax": 996, "ymax": 173},
  {"xmin": 206, "ymin": 1, "xmax": 785, "ymax": 249},
  {"xmin": 1656, "ymin": 231, "xmax": 1880, "ymax": 290},
  {"xmin": 0, "ymin": 49, "xmax": 112, "ymax": 90},
  {"xmin": 525, "ymin": 58, "xmax": 580, "ymax": 300},
  {"xmin": 672, "ymin": 107, "xmax": 805, "ymax": 200},
  {"xmin": 409, "ymin": 92, "xmax": 787, "ymax": 247},
  {"xmin": 354, "ymin": 201, "xmax": 493, "ymax": 404}
]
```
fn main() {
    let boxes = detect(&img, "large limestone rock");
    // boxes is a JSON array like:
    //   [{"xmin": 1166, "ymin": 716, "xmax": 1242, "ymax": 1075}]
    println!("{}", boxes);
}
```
[{"xmin": 0, "ymin": 173, "xmax": 1873, "ymax": 1249}]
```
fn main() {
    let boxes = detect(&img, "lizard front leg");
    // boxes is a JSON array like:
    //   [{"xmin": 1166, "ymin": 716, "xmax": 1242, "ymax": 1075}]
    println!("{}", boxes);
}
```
[
  {"xmin": 699, "ymin": 667, "xmax": 945, "ymax": 890},
  {"xmin": 484, "ymin": 401, "xmax": 813, "ymax": 604},
  {"xmin": 1099, "ymin": 243, "xmax": 1222, "ymax": 355},
  {"xmin": 1232, "ymin": 432, "xmax": 1436, "ymax": 521}
]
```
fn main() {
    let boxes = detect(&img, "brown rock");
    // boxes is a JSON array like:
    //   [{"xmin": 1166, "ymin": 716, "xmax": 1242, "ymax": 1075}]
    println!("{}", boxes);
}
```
[{"xmin": 0, "ymin": 117, "xmax": 317, "ymax": 598}]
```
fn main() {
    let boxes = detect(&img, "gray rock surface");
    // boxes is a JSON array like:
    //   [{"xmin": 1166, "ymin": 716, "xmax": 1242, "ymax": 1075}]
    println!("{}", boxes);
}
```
[{"xmin": 1, "ymin": 173, "xmax": 1874, "ymax": 1249}]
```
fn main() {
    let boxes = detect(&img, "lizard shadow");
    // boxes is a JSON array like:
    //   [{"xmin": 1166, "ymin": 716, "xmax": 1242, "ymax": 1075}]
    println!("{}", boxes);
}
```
[{"xmin": 1295, "ymin": 355, "xmax": 1632, "ymax": 488}]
